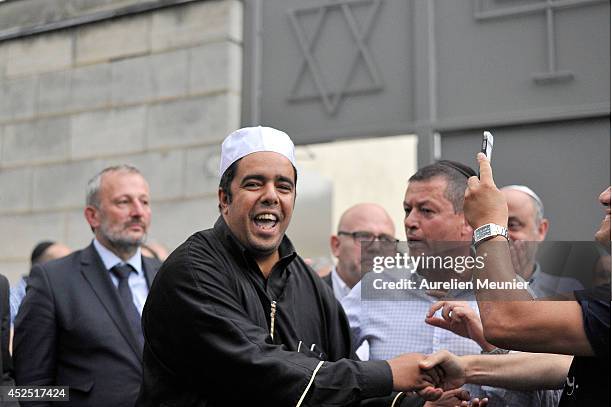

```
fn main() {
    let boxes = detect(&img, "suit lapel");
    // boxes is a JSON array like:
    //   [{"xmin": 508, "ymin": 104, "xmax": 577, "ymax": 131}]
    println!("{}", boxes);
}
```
[
  {"xmin": 79, "ymin": 244, "xmax": 143, "ymax": 360},
  {"xmin": 142, "ymin": 256, "xmax": 159, "ymax": 289},
  {"xmin": 322, "ymin": 272, "xmax": 333, "ymax": 289}
]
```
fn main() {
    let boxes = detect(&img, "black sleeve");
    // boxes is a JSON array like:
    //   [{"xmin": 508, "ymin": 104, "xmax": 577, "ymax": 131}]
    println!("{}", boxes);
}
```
[
  {"xmin": 142, "ymin": 240, "xmax": 394, "ymax": 407},
  {"xmin": 574, "ymin": 283, "xmax": 611, "ymax": 359}
]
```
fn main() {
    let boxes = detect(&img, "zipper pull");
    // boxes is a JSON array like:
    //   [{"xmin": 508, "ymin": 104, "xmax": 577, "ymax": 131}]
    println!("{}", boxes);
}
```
[{"xmin": 270, "ymin": 300, "xmax": 277, "ymax": 340}]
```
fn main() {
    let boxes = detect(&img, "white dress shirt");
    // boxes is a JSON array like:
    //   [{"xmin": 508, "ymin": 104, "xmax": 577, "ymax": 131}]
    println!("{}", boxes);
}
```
[{"xmin": 93, "ymin": 239, "xmax": 149, "ymax": 315}]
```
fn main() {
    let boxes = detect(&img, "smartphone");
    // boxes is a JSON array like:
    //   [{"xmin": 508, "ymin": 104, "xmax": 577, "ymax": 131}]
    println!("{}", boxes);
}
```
[
  {"xmin": 481, "ymin": 131, "xmax": 494, "ymax": 160},
  {"xmin": 478, "ymin": 131, "xmax": 494, "ymax": 178}
]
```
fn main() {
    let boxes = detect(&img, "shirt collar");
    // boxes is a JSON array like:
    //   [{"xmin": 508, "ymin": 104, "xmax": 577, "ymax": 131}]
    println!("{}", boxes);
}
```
[
  {"xmin": 330, "ymin": 266, "xmax": 352, "ymax": 299},
  {"xmin": 527, "ymin": 263, "xmax": 541, "ymax": 284},
  {"xmin": 93, "ymin": 238, "xmax": 143, "ymax": 275}
]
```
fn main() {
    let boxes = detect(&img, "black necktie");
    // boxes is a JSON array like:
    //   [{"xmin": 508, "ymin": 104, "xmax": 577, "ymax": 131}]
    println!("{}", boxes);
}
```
[{"xmin": 110, "ymin": 264, "xmax": 144, "ymax": 352}]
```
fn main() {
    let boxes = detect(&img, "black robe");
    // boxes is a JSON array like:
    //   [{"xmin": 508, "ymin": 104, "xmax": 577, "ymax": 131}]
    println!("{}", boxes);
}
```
[{"xmin": 137, "ymin": 217, "xmax": 420, "ymax": 407}]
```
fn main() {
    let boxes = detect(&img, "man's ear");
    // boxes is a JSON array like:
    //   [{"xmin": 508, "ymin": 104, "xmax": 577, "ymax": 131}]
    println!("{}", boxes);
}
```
[
  {"xmin": 218, "ymin": 188, "xmax": 230, "ymax": 215},
  {"xmin": 537, "ymin": 218, "xmax": 549, "ymax": 241},
  {"xmin": 330, "ymin": 235, "xmax": 341, "ymax": 258},
  {"xmin": 84, "ymin": 206, "xmax": 100, "ymax": 230}
]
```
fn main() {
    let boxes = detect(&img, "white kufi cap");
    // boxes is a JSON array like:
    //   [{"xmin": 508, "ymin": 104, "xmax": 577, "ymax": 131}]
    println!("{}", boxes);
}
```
[
  {"xmin": 219, "ymin": 126, "xmax": 296, "ymax": 178},
  {"xmin": 501, "ymin": 185, "xmax": 544, "ymax": 213}
]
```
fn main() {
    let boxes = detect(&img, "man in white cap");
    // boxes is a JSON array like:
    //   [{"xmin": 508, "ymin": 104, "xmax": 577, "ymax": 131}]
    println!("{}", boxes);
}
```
[
  {"xmin": 137, "ymin": 126, "xmax": 452, "ymax": 407},
  {"xmin": 501, "ymin": 185, "xmax": 582, "ymax": 297}
]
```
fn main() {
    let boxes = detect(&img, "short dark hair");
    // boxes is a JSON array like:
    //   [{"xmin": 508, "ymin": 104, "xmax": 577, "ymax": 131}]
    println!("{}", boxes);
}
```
[
  {"xmin": 218, "ymin": 158, "xmax": 298, "ymax": 211},
  {"xmin": 408, "ymin": 160, "xmax": 476, "ymax": 213},
  {"xmin": 31, "ymin": 241, "xmax": 55, "ymax": 265}
]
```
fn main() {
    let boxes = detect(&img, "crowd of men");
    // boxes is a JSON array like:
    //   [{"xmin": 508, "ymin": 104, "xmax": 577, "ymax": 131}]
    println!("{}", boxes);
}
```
[{"xmin": 0, "ymin": 126, "xmax": 608, "ymax": 406}]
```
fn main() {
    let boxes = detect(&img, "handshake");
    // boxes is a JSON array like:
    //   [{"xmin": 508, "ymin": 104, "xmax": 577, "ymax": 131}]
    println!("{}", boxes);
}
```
[{"xmin": 388, "ymin": 351, "xmax": 486, "ymax": 407}]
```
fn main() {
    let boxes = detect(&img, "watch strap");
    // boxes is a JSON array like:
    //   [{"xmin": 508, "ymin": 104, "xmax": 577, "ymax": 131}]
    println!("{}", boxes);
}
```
[{"xmin": 473, "ymin": 223, "xmax": 509, "ymax": 247}]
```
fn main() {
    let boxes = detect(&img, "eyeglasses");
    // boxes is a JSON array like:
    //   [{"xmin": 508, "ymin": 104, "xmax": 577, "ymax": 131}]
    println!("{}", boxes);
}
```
[{"xmin": 337, "ymin": 231, "xmax": 399, "ymax": 247}]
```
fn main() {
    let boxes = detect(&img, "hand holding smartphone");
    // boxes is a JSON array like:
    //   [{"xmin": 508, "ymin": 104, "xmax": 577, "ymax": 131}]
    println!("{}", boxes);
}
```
[
  {"xmin": 481, "ymin": 131, "xmax": 494, "ymax": 160},
  {"xmin": 478, "ymin": 131, "xmax": 494, "ymax": 178}
]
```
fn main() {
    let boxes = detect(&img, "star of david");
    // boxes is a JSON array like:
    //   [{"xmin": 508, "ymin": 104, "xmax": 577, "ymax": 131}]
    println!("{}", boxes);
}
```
[{"xmin": 287, "ymin": 0, "xmax": 384, "ymax": 115}]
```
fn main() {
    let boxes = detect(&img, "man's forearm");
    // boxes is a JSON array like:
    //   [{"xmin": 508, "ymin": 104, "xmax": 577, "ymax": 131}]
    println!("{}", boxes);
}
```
[
  {"xmin": 463, "ymin": 352, "xmax": 571, "ymax": 391},
  {"xmin": 474, "ymin": 238, "xmax": 536, "ymax": 347},
  {"xmin": 475, "ymin": 238, "xmax": 534, "ymax": 301}
]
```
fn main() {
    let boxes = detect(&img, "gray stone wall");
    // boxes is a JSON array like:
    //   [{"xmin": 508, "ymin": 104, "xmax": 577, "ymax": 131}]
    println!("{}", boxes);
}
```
[{"xmin": 0, "ymin": 0, "xmax": 242, "ymax": 282}]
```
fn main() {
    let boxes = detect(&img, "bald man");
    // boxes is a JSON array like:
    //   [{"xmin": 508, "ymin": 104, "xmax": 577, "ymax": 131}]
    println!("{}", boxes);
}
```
[
  {"xmin": 501, "ymin": 185, "xmax": 582, "ymax": 297},
  {"xmin": 326, "ymin": 203, "xmax": 397, "ymax": 301},
  {"xmin": 326, "ymin": 204, "xmax": 397, "ymax": 362}
]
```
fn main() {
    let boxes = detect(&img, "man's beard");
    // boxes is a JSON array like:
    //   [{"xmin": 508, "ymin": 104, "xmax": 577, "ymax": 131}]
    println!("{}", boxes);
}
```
[{"xmin": 99, "ymin": 221, "xmax": 147, "ymax": 252}]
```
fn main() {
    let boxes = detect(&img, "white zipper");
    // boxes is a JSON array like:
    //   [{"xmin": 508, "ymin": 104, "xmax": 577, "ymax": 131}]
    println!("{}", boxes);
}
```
[{"xmin": 269, "ymin": 300, "xmax": 277, "ymax": 340}]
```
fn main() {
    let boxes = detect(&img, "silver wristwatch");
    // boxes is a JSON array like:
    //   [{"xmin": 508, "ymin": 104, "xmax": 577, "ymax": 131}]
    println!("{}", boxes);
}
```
[{"xmin": 473, "ymin": 223, "xmax": 509, "ymax": 247}]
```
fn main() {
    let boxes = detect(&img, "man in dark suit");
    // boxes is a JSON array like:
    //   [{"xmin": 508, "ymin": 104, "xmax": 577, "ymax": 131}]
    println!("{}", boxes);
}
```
[{"xmin": 14, "ymin": 165, "xmax": 161, "ymax": 407}]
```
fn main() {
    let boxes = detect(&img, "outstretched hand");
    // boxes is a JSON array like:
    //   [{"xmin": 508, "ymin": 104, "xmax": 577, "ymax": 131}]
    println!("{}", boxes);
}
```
[
  {"xmin": 419, "ymin": 351, "xmax": 489, "ymax": 406},
  {"xmin": 419, "ymin": 350, "xmax": 466, "ymax": 391},
  {"xmin": 388, "ymin": 353, "xmax": 444, "ymax": 400},
  {"xmin": 463, "ymin": 153, "xmax": 507, "ymax": 229},
  {"xmin": 425, "ymin": 301, "xmax": 495, "ymax": 352},
  {"xmin": 423, "ymin": 388, "xmax": 470, "ymax": 407},
  {"xmin": 455, "ymin": 397, "xmax": 488, "ymax": 407}
]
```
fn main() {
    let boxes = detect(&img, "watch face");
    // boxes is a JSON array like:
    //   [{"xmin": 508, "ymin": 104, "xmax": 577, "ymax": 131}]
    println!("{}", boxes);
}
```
[{"xmin": 475, "ymin": 224, "xmax": 492, "ymax": 241}]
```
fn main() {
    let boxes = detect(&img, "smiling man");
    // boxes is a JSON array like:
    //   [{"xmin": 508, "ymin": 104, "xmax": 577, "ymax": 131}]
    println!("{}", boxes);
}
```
[
  {"xmin": 14, "ymin": 165, "xmax": 161, "ymax": 407},
  {"xmin": 137, "ymin": 126, "xmax": 450, "ymax": 407}
]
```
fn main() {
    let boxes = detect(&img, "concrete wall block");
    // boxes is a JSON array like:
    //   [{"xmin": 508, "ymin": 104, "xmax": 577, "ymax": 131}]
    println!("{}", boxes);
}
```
[
  {"xmin": 0, "ymin": 167, "xmax": 32, "ymax": 213},
  {"xmin": 118, "ymin": 149, "xmax": 185, "ymax": 201},
  {"xmin": 149, "ymin": 197, "xmax": 220, "ymax": 252},
  {"xmin": 0, "ymin": 82, "xmax": 9, "ymax": 121},
  {"xmin": 32, "ymin": 160, "xmax": 104, "ymax": 210},
  {"xmin": 226, "ymin": 0, "xmax": 243, "ymax": 45},
  {"xmin": 70, "ymin": 63, "xmax": 111, "ymax": 110},
  {"xmin": 65, "ymin": 210, "xmax": 93, "ymax": 251},
  {"xmin": 0, "ymin": 211, "xmax": 66, "ymax": 260},
  {"xmin": 0, "ymin": 43, "xmax": 8, "ymax": 79},
  {"xmin": 5, "ymin": 77, "xmax": 38, "ymax": 120},
  {"xmin": 6, "ymin": 31, "xmax": 73, "ymax": 77},
  {"xmin": 184, "ymin": 145, "xmax": 221, "ymax": 198},
  {"xmin": 111, "ymin": 55, "xmax": 154, "ymax": 105},
  {"xmin": 189, "ymin": 41, "xmax": 242, "ymax": 94},
  {"xmin": 150, "ymin": 49, "xmax": 189, "ymax": 99},
  {"xmin": 223, "ymin": 93, "xmax": 241, "ymax": 135},
  {"xmin": 71, "ymin": 106, "xmax": 146, "ymax": 159},
  {"xmin": 150, "ymin": 0, "xmax": 242, "ymax": 52},
  {"xmin": 3, "ymin": 117, "xmax": 69, "ymax": 165},
  {"xmin": 0, "ymin": 260, "xmax": 29, "ymax": 285},
  {"xmin": 147, "ymin": 94, "xmax": 237, "ymax": 150},
  {"xmin": 76, "ymin": 14, "xmax": 150, "ymax": 65},
  {"xmin": 38, "ymin": 70, "xmax": 71, "ymax": 115}
]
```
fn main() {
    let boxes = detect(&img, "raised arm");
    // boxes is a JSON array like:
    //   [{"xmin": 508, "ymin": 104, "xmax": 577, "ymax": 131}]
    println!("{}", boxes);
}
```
[{"xmin": 463, "ymin": 153, "xmax": 595, "ymax": 355}]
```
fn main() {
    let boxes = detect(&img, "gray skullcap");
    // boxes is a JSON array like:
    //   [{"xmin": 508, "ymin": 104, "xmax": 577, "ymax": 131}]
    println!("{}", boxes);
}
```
[
  {"xmin": 219, "ymin": 126, "xmax": 296, "ymax": 178},
  {"xmin": 501, "ymin": 185, "xmax": 544, "ymax": 213}
]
